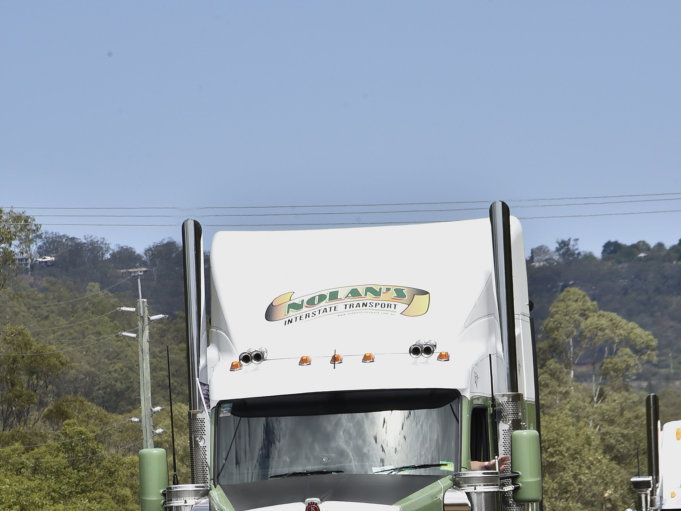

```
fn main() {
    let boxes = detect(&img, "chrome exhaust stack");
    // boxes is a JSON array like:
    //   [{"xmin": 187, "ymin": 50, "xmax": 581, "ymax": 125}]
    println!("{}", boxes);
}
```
[
  {"xmin": 182, "ymin": 220, "xmax": 210, "ymax": 485},
  {"xmin": 489, "ymin": 201, "xmax": 519, "ymax": 395},
  {"xmin": 489, "ymin": 202, "xmax": 524, "ymax": 511}
]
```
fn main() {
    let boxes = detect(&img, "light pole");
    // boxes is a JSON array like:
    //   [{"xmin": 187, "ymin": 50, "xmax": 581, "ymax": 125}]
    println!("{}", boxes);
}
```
[{"xmin": 118, "ymin": 267, "xmax": 166, "ymax": 449}]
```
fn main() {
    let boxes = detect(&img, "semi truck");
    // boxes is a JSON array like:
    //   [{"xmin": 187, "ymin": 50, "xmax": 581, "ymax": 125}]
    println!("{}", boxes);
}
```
[
  {"xmin": 628, "ymin": 394, "xmax": 681, "ymax": 511},
  {"xmin": 138, "ymin": 201, "xmax": 544, "ymax": 511}
]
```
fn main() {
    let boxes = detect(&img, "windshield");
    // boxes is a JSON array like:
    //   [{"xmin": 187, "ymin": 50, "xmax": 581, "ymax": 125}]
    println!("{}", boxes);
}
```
[{"xmin": 214, "ymin": 389, "xmax": 460, "ymax": 485}]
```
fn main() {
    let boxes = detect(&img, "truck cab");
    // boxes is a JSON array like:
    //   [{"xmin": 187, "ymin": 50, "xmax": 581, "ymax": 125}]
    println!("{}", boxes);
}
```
[
  {"xmin": 140, "ymin": 202, "xmax": 543, "ymax": 511},
  {"xmin": 629, "ymin": 395, "xmax": 681, "ymax": 511}
]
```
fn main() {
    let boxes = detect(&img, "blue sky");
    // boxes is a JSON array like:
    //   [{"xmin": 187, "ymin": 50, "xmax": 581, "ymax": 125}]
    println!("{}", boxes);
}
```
[{"xmin": 1, "ymin": 2, "xmax": 680, "ymax": 255}]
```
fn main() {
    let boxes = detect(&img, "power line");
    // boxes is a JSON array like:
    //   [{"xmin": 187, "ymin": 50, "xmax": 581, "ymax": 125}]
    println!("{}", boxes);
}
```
[
  {"xmin": 26, "ymin": 309, "xmax": 122, "ymax": 334},
  {"xmin": 0, "ymin": 333, "xmax": 135, "ymax": 357},
  {"xmin": 34, "ymin": 195, "xmax": 681, "ymax": 218},
  {"xmin": 19, "ymin": 196, "xmax": 681, "ymax": 219},
  {"xmin": 2, "ymin": 195, "xmax": 681, "ymax": 225},
  {"xmin": 47, "ymin": 331, "xmax": 131, "ymax": 345},
  {"xmin": 22, "ymin": 223, "xmax": 177, "ymax": 227},
  {"xmin": 6, "ymin": 206, "xmax": 681, "ymax": 229},
  {"xmin": 194, "ymin": 197, "xmax": 681, "ymax": 217},
  {"xmin": 509, "ymin": 191, "xmax": 681, "ymax": 203},
  {"xmin": 26, "ymin": 213, "xmax": 178, "ymax": 218},
  {"xmin": 5, "ymin": 189, "xmax": 681, "ymax": 211},
  {"xmin": 520, "ymin": 208, "xmax": 681, "ymax": 220},
  {"xmin": 175, "ymin": 208, "xmax": 681, "ymax": 226},
  {"xmin": 17, "ymin": 276, "xmax": 134, "ymax": 309}
]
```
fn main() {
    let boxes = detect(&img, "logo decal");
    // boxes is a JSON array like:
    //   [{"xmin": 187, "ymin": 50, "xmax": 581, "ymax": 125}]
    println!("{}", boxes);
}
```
[
  {"xmin": 265, "ymin": 284, "xmax": 430, "ymax": 325},
  {"xmin": 305, "ymin": 498, "xmax": 321, "ymax": 511}
]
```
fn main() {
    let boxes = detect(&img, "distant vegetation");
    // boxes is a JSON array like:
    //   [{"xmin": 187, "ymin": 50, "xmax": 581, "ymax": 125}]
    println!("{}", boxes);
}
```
[
  {"xmin": 1, "ymin": 208, "xmax": 679, "ymax": 510},
  {"xmin": 528, "ymin": 237, "xmax": 681, "ymax": 388}
]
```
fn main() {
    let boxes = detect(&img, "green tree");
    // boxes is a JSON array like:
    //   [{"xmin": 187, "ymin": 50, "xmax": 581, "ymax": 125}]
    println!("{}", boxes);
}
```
[
  {"xmin": 0, "ymin": 209, "xmax": 41, "ymax": 287},
  {"xmin": 541, "ymin": 288, "xmax": 656, "ymax": 400},
  {"xmin": 0, "ymin": 420, "xmax": 139, "ymax": 511},
  {"xmin": 555, "ymin": 238, "xmax": 581, "ymax": 262},
  {"xmin": 581, "ymin": 311, "xmax": 656, "ymax": 401},
  {"xmin": 0, "ymin": 326, "xmax": 67, "ymax": 430},
  {"xmin": 541, "ymin": 288, "xmax": 598, "ymax": 378}
]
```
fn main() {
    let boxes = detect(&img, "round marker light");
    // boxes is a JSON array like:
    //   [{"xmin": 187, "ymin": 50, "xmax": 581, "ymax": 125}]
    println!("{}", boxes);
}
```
[
  {"xmin": 230, "ymin": 360, "xmax": 242, "ymax": 371},
  {"xmin": 330, "ymin": 353, "xmax": 343, "ymax": 365},
  {"xmin": 422, "ymin": 342, "xmax": 436, "ymax": 357},
  {"xmin": 362, "ymin": 352, "xmax": 375, "ymax": 363},
  {"xmin": 409, "ymin": 344, "xmax": 422, "ymax": 357},
  {"xmin": 299, "ymin": 355, "xmax": 312, "ymax": 366},
  {"xmin": 239, "ymin": 352, "xmax": 252, "ymax": 365},
  {"xmin": 437, "ymin": 351, "xmax": 450, "ymax": 362},
  {"xmin": 251, "ymin": 349, "xmax": 266, "ymax": 364}
]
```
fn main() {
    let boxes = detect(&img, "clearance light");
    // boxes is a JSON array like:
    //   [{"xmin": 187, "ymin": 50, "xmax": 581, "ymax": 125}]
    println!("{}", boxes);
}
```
[
  {"xmin": 330, "ymin": 353, "xmax": 343, "ymax": 365},
  {"xmin": 362, "ymin": 352, "xmax": 375, "ymax": 363},
  {"xmin": 251, "ymin": 349, "xmax": 267, "ymax": 364},
  {"xmin": 437, "ymin": 351, "xmax": 450, "ymax": 362},
  {"xmin": 422, "ymin": 341, "xmax": 436, "ymax": 357},
  {"xmin": 299, "ymin": 355, "xmax": 312, "ymax": 366},
  {"xmin": 230, "ymin": 360, "xmax": 242, "ymax": 371}
]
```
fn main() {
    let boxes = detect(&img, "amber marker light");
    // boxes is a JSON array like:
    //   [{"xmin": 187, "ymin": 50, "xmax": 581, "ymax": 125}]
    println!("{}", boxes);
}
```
[
  {"xmin": 230, "ymin": 360, "xmax": 242, "ymax": 371},
  {"xmin": 330, "ymin": 353, "xmax": 343, "ymax": 365},
  {"xmin": 362, "ymin": 352, "xmax": 375, "ymax": 363},
  {"xmin": 437, "ymin": 351, "xmax": 450, "ymax": 362},
  {"xmin": 299, "ymin": 355, "xmax": 312, "ymax": 366}
]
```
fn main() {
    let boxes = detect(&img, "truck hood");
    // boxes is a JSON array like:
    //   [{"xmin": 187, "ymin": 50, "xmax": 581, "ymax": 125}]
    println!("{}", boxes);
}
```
[{"xmin": 215, "ymin": 474, "xmax": 446, "ymax": 510}]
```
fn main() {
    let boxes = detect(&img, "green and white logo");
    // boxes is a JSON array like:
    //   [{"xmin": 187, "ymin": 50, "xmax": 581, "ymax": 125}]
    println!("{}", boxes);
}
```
[{"xmin": 265, "ymin": 284, "xmax": 430, "ymax": 325}]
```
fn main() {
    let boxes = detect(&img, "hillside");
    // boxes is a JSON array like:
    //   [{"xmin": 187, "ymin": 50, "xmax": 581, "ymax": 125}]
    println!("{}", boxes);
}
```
[
  {"xmin": 1, "ymin": 224, "xmax": 680, "ymax": 510},
  {"xmin": 527, "ymin": 238, "xmax": 681, "ymax": 388},
  {"xmin": 26, "ymin": 231, "xmax": 681, "ymax": 384}
]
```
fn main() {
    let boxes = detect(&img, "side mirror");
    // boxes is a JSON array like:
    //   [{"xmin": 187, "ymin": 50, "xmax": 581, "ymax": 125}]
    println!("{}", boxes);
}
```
[
  {"xmin": 511, "ymin": 430, "xmax": 542, "ymax": 503},
  {"xmin": 630, "ymin": 476, "xmax": 653, "ymax": 511}
]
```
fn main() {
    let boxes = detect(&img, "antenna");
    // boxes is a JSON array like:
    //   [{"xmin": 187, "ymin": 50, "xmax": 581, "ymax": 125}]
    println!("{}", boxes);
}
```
[
  {"xmin": 637, "ymin": 445, "xmax": 641, "ymax": 476},
  {"xmin": 167, "ymin": 345, "xmax": 179, "ymax": 485}
]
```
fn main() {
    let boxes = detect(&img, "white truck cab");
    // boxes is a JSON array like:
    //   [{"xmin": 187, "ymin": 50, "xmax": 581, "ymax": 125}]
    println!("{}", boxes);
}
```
[{"xmin": 139, "ymin": 202, "xmax": 543, "ymax": 511}]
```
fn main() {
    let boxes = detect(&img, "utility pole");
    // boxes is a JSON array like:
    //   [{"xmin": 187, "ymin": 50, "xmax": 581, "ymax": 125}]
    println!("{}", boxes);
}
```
[{"xmin": 119, "ymin": 267, "xmax": 167, "ymax": 449}]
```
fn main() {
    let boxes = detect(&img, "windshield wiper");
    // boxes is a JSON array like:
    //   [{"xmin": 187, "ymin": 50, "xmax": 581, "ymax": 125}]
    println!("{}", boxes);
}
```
[
  {"xmin": 269, "ymin": 469, "xmax": 344, "ymax": 479},
  {"xmin": 373, "ymin": 463, "xmax": 449, "ymax": 474}
]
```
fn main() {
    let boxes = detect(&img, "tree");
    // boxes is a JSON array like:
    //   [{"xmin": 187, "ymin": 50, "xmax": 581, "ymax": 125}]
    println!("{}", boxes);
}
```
[
  {"xmin": 602, "ymin": 240, "xmax": 651, "ymax": 263},
  {"xmin": 108, "ymin": 245, "xmax": 145, "ymax": 270},
  {"xmin": 581, "ymin": 311, "xmax": 656, "ymax": 401},
  {"xmin": 541, "ymin": 288, "xmax": 656, "ymax": 401},
  {"xmin": 0, "ymin": 326, "xmax": 67, "ymax": 430},
  {"xmin": 539, "ymin": 332, "xmax": 648, "ymax": 511},
  {"xmin": 0, "ymin": 209, "xmax": 41, "ymax": 286},
  {"xmin": 555, "ymin": 238, "xmax": 581, "ymax": 262},
  {"xmin": 35, "ymin": 233, "xmax": 115, "ymax": 286},
  {"xmin": 529, "ymin": 245, "xmax": 558, "ymax": 266},
  {"xmin": 541, "ymin": 288, "xmax": 598, "ymax": 378},
  {"xmin": 144, "ymin": 240, "xmax": 185, "ymax": 314},
  {"xmin": 0, "ymin": 420, "xmax": 140, "ymax": 511}
]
